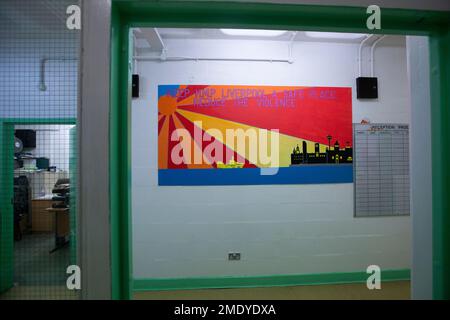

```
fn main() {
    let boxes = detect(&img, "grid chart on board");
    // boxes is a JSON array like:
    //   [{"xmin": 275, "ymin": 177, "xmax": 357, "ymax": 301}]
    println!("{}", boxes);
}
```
[{"xmin": 353, "ymin": 124, "xmax": 410, "ymax": 217}]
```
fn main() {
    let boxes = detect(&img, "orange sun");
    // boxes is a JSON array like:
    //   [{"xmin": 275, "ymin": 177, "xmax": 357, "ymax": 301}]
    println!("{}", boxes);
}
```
[{"xmin": 158, "ymin": 95, "xmax": 178, "ymax": 116}]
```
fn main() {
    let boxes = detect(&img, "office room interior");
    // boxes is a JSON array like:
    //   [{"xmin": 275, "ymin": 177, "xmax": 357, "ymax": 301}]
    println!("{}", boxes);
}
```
[
  {"xmin": 9, "ymin": 124, "xmax": 76, "ymax": 299},
  {"xmin": 1, "ymin": 0, "xmax": 449, "ymax": 303}
]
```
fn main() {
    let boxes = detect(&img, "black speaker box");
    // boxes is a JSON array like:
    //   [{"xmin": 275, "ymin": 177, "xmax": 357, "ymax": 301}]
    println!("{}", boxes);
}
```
[
  {"xmin": 132, "ymin": 74, "xmax": 139, "ymax": 98},
  {"xmin": 15, "ymin": 130, "xmax": 36, "ymax": 148},
  {"xmin": 356, "ymin": 77, "xmax": 378, "ymax": 99}
]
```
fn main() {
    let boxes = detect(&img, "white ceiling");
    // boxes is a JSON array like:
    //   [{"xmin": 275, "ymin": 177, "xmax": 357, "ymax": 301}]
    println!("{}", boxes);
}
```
[
  {"xmin": 134, "ymin": 28, "xmax": 406, "ymax": 51},
  {"xmin": 156, "ymin": 28, "xmax": 371, "ymax": 42}
]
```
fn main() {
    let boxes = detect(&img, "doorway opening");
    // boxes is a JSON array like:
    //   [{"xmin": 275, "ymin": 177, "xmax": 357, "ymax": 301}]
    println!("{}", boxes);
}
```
[
  {"xmin": 129, "ymin": 27, "xmax": 420, "ymax": 299},
  {"xmin": 0, "ymin": 122, "xmax": 78, "ymax": 300},
  {"xmin": 110, "ymin": 1, "xmax": 450, "ymax": 300}
]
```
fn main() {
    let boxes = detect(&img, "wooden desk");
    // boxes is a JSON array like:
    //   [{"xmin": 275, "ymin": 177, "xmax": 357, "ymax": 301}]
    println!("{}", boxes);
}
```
[{"xmin": 31, "ymin": 198, "xmax": 54, "ymax": 232}]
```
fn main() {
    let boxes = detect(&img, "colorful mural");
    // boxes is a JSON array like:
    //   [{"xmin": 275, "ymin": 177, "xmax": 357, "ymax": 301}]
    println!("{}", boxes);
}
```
[{"xmin": 157, "ymin": 85, "xmax": 353, "ymax": 185}]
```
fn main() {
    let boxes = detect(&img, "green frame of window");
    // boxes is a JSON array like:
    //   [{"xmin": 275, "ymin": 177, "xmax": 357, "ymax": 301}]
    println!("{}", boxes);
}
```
[{"xmin": 110, "ymin": 0, "xmax": 450, "ymax": 300}]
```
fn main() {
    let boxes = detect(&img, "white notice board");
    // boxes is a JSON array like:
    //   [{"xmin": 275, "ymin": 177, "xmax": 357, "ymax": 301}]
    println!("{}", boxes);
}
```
[{"xmin": 353, "ymin": 124, "xmax": 410, "ymax": 217}]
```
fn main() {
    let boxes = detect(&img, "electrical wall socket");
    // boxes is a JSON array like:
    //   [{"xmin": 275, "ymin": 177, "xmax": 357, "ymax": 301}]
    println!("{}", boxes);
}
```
[{"xmin": 228, "ymin": 252, "xmax": 241, "ymax": 261}]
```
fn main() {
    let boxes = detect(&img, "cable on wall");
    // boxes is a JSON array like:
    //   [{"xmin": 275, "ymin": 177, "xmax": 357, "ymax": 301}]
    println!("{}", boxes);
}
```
[
  {"xmin": 358, "ymin": 34, "xmax": 374, "ymax": 77},
  {"xmin": 288, "ymin": 31, "xmax": 298, "ymax": 64},
  {"xmin": 370, "ymin": 35, "xmax": 387, "ymax": 77},
  {"xmin": 39, "ymin": 57, "xmax": 77, "ymax": 91}
]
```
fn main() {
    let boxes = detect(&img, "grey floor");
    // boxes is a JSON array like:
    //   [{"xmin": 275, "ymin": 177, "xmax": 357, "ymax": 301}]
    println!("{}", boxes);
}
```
[
  {"xmin": 2, "ymin": 233, "xmax": 410, "ymax": 300},
  {"xmin": 1, "ymin": 233, "xmax": 78, "ymax": 300},
  {"xmin": 134, "ymin": 281, "xmax": 411, "ymax": 300}
]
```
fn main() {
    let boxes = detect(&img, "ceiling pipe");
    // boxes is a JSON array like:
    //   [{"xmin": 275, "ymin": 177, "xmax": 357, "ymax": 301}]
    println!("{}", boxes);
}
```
[
  {"xmin": 154, "ymin": 28, "xmax": 168, "ymax": 60},
  {"xmin": 288, "ymin": 31, "xmax": 298, "ymax": 64},
  {"xmin": 135, "ymin": 31, "xmax": 296, "ymax": 64},
  {"xmin": 155, "ymin": 28, "xmax": 167, "ymax": 54},
  {"xmin": 133, "ymin": 33, "xmax": 138, "ymax": 74},
  {"xmin": 133, "ymin": 56, "xmax": 291, "ymax": 63},
  {"xmin": 134, "ymin": 28, "xmax": 166, "ymax": 52},
  {"xmin": 370, "ymin": 35, "xmax": 387, "ymax": 77},
  {"xmin": 358, "ymin": 34, "xmax": 374, "ymax": 77}
]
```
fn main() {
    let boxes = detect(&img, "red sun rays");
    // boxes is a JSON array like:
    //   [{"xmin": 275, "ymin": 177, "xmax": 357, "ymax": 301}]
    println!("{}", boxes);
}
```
[{"xmin": 158, "ymin": 94, "xmax": 256, "ymax": 169}]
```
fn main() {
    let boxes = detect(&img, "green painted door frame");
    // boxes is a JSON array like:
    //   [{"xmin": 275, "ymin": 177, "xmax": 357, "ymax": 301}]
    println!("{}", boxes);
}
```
[
  {"xmin": 110, "ymin": 0, "xmax": 450, "ymax": 300},
  {"xmin": 0, "ymin": 118, "xmax": 76, "ymax": 294}
]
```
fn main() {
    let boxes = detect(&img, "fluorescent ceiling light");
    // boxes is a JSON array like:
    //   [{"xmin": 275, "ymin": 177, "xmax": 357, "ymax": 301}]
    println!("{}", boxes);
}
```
[
  {"xmin": 221, "ymin": 29, "xmax": 288, "ymax": 37},
  {"xmin": 305, "ymin": 32, "xmax": 367, "ymax": 39}
]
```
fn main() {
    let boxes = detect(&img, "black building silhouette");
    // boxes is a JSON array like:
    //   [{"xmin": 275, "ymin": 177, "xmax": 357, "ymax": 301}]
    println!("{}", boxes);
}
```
[{"xmin": 291, "ymin": 138, "xmax": 352, "ymax": 165}]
